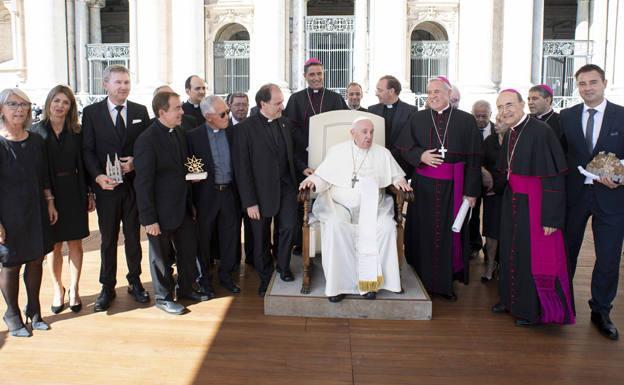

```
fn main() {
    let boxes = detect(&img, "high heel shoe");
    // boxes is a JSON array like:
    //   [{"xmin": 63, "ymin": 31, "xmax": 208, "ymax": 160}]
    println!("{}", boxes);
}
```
[
  {"xmin": 3, "ymin": 314, "xmax": 32, "ymax": 337},
  {"xmin": 481, "ymin": 261, "xmax": 499, "ymax": 283},
  {"xmin": 24, "ymin": 306, "xmax": 50, "ymax": 331},
  {"xmin": 51, "ymin": 287, "xmax": 66, "ymax": 314},
  {"xmin": 69, "ymin": 289, "xmax": 82, "ymax": 313}
]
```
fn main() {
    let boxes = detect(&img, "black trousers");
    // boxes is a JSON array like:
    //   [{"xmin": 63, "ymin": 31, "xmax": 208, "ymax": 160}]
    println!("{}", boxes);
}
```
[
  {"xmin": 565, "ymin": 186, "xmax": 624, "ymax": 316},
  {"xmin": 95, "ymin": 186, "xmax": 142, "ymax": 289},
  {"xmin": 147, "ymin": 215, "xmax": 199, "ymax": 300},
  {"xmin": 469, "ymin": 196, "xmax": 483, "ymax": 252},
  {"xmin": 196, "ymin": 189, "xmax": 240, "ymax": 287},
  {"xmin": 242, "ymin": 214, "xmax": 254, "ymax": 263},
  {"xmin": 249, "ymin": 188, "xmax": 298, "ymax": 285}
]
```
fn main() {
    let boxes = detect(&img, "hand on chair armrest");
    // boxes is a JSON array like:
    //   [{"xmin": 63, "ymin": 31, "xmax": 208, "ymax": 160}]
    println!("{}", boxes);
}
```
[{"xmin": 298, "ymin": 180, "xmax": 315, "ymax": 203}]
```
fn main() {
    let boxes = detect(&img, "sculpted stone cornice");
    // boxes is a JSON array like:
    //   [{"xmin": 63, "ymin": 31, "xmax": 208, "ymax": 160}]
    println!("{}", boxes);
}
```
[
  {"xmin": 205, "ymin": 5, "xmax": 253, "ymax": 35},
  {"xmin": 406, "ymin": 3, "xmax": 458, "ymax": 34},
  {"xmin": 84, "ymin": 0, "xmax": 105, "ymax": 8}
]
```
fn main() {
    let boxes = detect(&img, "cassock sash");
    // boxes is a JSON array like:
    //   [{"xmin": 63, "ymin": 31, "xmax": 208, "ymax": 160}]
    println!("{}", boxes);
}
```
[
  {"xmin": 356, "ymin": 177, "xmax": 383, "ymax": 292},
  {"xmin": 509, "ymin": 174, "xmax": 575, "ymax": 324},
  {"xmin": 416, "ymin": 162, "xmax": 465, "ymax": 273}
]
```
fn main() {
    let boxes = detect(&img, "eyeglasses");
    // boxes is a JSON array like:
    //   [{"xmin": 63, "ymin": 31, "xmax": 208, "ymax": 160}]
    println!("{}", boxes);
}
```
[
  {"xmin": 211, "ymin": 109, "xmax": 230, "ymax": 119},
  {"xmin": 4, "ymin": 101, "xmax": 31, "ymax": 110}
]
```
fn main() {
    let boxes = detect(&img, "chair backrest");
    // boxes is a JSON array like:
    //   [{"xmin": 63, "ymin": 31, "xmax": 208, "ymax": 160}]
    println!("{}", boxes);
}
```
[{"xmin": 307, "ymin": 110, "xmax": 385, "ymax": 169}]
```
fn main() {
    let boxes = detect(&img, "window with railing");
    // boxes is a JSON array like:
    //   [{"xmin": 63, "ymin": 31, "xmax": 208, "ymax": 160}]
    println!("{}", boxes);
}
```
[
  {"xmin": 410, "ymin": 40, "xmax": 449, "ymax": 109},
  {"xmin": 305, "ymin": 16, "xmax": 354, "ymax": 97},
  {"xmin": 87, "ymin": 43, "xmax": 130, "ymax": 96},
  {"xmin": 542, "ymin": 40, "xmax": 592, "ymax": 109},
  {"xmin": 214, "ymin": 40, "xmax": 250, "ymax": 95}
]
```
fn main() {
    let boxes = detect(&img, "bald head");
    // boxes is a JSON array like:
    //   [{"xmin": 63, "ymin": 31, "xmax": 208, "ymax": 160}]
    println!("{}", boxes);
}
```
[{"xmin": 351, "ymin": 117, "xmax": 374, "ymax": 149}]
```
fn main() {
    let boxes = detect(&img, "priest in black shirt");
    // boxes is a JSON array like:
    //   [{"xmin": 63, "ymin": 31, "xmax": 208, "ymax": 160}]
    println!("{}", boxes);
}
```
[
  {"xmin": 527, "ymin": 84, "xmax": 565, "ymax": 151},
  {"xmin": 398, "ymin": 78, "xmax": 482, "ymax": 301},
  {"xmin": 491, "ymin": 89, "xmax": 574, "ymax": 326},
  {"xmin": 182, "ymin": 75, "xmax": 206, "ymax": 125},
  {"xmin": 368, "ymin": 75, "xmax": 417, "ymax": 176}
]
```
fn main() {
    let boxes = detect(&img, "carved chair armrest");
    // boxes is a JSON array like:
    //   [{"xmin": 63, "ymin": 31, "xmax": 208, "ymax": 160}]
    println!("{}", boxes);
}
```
[{"xmin": 387, "ymin": 185, "xmax": 414, "ymax": 223}]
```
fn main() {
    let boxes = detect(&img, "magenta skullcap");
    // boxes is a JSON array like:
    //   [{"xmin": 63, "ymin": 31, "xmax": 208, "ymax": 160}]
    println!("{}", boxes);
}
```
[
  {"xmin": 437, "ymin": 75, "xmax": 451, "ymax": 87},
  {"xmin": 538, "ymin": 84, "xmax": 554, "ymax": 96},
  {"xmin": 305, "ymin": 58, "xmax": 322, "ymax": 66}
]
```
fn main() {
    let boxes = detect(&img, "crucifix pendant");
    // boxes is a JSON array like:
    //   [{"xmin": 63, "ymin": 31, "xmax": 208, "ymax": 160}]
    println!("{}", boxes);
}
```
[
  {"xmin": 438, "ymin": 145, "xmax": 447, "ymax": 159},
  {"xmin": 351, "ymin": 174, "xmax": 359, "ymax": 188}
]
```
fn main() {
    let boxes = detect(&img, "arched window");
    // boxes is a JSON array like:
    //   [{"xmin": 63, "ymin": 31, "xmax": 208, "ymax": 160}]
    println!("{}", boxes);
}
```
[
  {"xmin": 213, "ymin": 23, "xmax": 250, "ymax": 96},
  {"xmin": 410, "ymin": 21, "xmax": 449, "ymax": 105}
]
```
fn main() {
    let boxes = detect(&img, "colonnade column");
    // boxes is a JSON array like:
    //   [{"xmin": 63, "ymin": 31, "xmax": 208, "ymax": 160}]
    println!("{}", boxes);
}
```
[
  {"xmin": 171, "ymin": 0, "xmax": 204, "ymax": 93},
  {"xmin": 500, "ymin": 0, "xmax": 534, "ymax": 93}
]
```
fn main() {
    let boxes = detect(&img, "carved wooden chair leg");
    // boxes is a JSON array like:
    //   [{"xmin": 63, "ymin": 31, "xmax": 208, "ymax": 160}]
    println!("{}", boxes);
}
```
[{"xmin": 299, "ymin": 190, "xmax": 312, "ymax": 294}]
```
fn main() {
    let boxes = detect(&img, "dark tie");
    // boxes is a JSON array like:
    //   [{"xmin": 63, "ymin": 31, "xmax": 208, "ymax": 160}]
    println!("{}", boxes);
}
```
[
  {"xmin": 114, "ymin": 105, "xmax": 126, "ymax": 140},
  {"xmin": 585, "ymin": 108, "xmax": 597, "ymax": 154}
]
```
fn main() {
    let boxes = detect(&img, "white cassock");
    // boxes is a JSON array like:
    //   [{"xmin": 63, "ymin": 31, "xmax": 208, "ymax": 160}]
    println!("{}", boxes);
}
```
[{"xmin": 305, "ymin": 140, "xmax": 406, "ymax": 296}]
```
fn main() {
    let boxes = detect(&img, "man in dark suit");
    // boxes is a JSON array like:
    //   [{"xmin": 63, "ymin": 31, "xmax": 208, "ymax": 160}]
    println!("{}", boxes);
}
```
[
  {"xmin": 187, "ymin": 95, "xmax": 242, "ymax": 294},
  {"xmin": 82, "ymin": 64, "xmax": 151, "ymax": 312},
  {"xmin": 560, "ymin": 64, "xmax": 624, "ymax": 340},
  {"xmin": 368, "ymin": 75, "xmax": 417, "ymax": 176},
  {"xmin": 134, "ymin": 91, "xmax": 210, "ymax": 315},
  {"xmin": 233, "ymin": 84, "xmax": 302, "ymax": 296},
  {"xmin": 182, "ymin": 75, "xmax": 206, "ymax": 125},
  {"xmin": 346, "ymin": 82, "xmax": 367, "ymax": 111}
]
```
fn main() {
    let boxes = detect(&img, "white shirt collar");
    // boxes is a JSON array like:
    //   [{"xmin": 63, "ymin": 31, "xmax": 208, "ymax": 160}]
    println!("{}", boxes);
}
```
[
  {"xmin": 231, "ymin": 115, "xmax": 240, "ymax": 125},
  {"xmin": 511, "ymin": 114, "xmax": 528, "ymax": 130},
  {"xmin": 107, "ymin": 98, "xmax": 127, "ymax": 111},
  {"xmin": 583, "ymin": 98, "xmax": 607, "ymax": 114},
  {"xmin": 538, "ymin": 108, "xmax": 553, "ymax": 119}
]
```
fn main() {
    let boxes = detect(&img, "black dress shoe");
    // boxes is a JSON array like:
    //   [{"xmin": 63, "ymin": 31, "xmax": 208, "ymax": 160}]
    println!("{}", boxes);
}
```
[
  {"xmin": 178, "ymin": 289, "xmax": 214, "ymax": 302},
  {"xmin": 128, "ymin": 282, "xmax": 150, "ymax": 304},
  {"xmin": 258, "ymin": 282, "xmax": 269, "ymax": 297},
  {"xmin": 155, "ymin": 299, "xmax": 186, "ymax": 315},
  {"xmin": 94, "ymin": 288, "xmax": 116, "ymax": 312},
  {"xmin": 220, "ymin": 281, "xmax": 241, "ymax": 294},
  {"xmin": 515, "ymin": 318, "xmax": 537, "ymax": 327},
  {"xmin": 279, "ymin": 270, "xmax": 294, "ymax": 282},
  {"xmin": 442, "ymin": 292, "xmax": 458, "ymax": 302},
  {"xmin": 591, "ymin": 312, "xmax": 619, "ymax": 340},
  {"xmin": 363, "ymin": 292, "xmax": 376, "ymax": 300},
  {"xmin": 328, "ymin": 294, "xmax": 346, "ymax": 303},
  {"xmin": 491, "ymin": 302, "xmax": 507, "ymax": 314}
]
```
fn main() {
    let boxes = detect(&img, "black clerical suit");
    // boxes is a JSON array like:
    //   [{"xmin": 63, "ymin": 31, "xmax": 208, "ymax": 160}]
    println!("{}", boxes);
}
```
[
  {"xmin": 187, "ymin": 123, "xmax": 241, "ymax": 287},
  {"xmin": 560, "ymin": 100, "xmax": 624, "ymax": 318},
  {"xmin": 150, "ymin": 115, "xmax": 197, "ymax": 133},
  {"xmin": 368, "ymin": 100, "xmax": 417, "ymax": 176},
  {"xmin": 133, "ymin": 120, "xmax": 200, "ymax": 300},
  {"xmin": 233, "ymin": 113, "xmax": 299, "ymax": 287},
  {"xmin": 535, "ymin": 109, "xmax": 566, "ymax": 153},
  {"xmin": 82, "ymin": 97, "xmax": 150, "ymax": 289},
  {"xmin": 182, "ymin": 101, "xmax": 204, "ymax": 126}
]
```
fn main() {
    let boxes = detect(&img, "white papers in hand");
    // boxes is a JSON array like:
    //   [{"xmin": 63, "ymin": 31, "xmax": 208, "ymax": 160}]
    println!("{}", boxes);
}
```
[{"xmin": 452, "ymin": 198, "xmax": 471, "ymax": 233}]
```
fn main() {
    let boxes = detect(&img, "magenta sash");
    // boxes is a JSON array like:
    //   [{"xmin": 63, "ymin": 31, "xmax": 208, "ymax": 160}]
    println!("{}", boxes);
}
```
[
  {"xmin": 509, "ymin": 174, "xmax": 575, "ymax": 324},
  {"xmin": 416, "ymin": 163, "xmax": 465, "ymax": 273}
]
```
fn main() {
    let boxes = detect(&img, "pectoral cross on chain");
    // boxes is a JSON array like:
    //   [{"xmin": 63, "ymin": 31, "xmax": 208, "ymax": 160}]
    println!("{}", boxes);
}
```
[
  {"xmin": 351, "ymin": 174, "xmax": 359, "ymax": 188},
  {"xmin": 438, "ymin": 145, "xmax": 447, "ymax": 159}
]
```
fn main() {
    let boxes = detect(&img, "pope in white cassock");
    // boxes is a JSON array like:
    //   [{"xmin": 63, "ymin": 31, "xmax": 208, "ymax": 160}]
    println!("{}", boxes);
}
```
[{"xmin": 299, "ymin": 117, "xmax": 412, "ymax": 303}]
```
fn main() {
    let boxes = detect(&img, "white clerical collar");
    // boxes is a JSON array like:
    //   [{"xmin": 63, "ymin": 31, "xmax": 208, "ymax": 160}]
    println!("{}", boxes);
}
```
[
  {"xmin": 188, "ymin": 100, "xmax": 199, "ymax": 108},
  {"xmin": 583, "ymin": 98, "xmax": 607, "ymax": 114},
  {"xmin": 511, "ymin": 114, "xmax": 528, "ymax": 130},
  {"xmin": 538, "ymin": 108, "xmax": 553, "ymax": 119},
  {"xmin": 231, "ymin": 115, "xmax": 240, "ymax": 125},
  {"xmin": 312, "ymin": 89, "xmax": 320, "ymax": 93},
  {"xmin": 434, "ymin": 104, "xmax": 451, "ymax": 115},
  {"xmin": 107, "ymin": 98, "xmax": 127, "ymax": 111}
]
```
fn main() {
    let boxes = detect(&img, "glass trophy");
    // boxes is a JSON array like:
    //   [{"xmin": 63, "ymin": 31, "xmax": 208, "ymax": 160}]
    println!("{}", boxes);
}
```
[
  {"xmin": 185, "ymin": 155, "xmax": 208, "ymax": 181},
  {"xmin": 106, "ymin": 153, "xmax": 124, "ymax": 184}
]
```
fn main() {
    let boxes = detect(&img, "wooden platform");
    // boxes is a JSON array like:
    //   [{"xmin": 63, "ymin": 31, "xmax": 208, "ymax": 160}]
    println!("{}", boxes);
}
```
[
  {"xmin": 0, "ymin": 212, "xmax": 622, "ymax": 385},
  {"xmin": 265, "ymin": 257, "xmax": 432, "ymax": 320}
]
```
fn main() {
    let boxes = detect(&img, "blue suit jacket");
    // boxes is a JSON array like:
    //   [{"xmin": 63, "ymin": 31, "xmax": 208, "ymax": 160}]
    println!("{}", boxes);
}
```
[{"xmin": 560, "ymin": 101, "xmax": 624, "ymax": 214}]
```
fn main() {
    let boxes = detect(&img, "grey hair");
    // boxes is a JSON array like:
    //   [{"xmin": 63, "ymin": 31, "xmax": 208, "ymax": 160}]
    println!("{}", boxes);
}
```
[
  {"xmin": 472, "ymin": 100, "xmax": 492, "ymax": 113},
  {"xmin": 200, "ymin": 95, "xmax": 225, "ymax": 116},
  {"xmin": 103, "ymin": 64, "xmax": 130, "ymax": 83},
  {"xmin": 153, "ymin": 85, "xmax": 174, "ymax": 97},
  {"xmin": 351, "ymin": 116, "xmax": 373, "ymax": 130},
  {"xmin": 0, "ymin": 88, "xmax": 33, "ymax": 128},
  {"xmin": 428, "ymin": 78, "xmax": 451, "ymax": 91}
]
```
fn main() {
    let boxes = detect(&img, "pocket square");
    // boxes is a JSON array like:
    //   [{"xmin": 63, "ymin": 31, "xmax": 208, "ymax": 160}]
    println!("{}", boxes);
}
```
[
  {"xmin": 132, "ymin": 119, "xmax": 142, "ymax": 124},
  {"xmin": 609, "ymin": 131, "xmax": 619, "ymax": 136}
]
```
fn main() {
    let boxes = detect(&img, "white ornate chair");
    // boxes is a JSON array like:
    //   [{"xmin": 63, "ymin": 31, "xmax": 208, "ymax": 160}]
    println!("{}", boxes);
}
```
[{"xmin": 297, "ymin": 110, "xmax": 414, "ymax": 294}]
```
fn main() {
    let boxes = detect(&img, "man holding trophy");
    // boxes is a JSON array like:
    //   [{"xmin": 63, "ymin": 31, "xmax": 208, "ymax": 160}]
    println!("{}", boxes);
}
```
[
  {"xmin": 134, "ymin": 91, "xmax": 210, "ymax": 315},
  {"xmin": 82, "ymin": 65, "xmax": 151, "ymax": 312}
]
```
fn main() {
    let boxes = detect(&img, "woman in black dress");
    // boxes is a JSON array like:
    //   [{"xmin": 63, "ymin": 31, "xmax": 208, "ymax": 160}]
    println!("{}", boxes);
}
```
[
  {"xmin": 480, "ymin": 114, "xmax": 509, "ymax": 282},
  {"xmin": 31, "ymin": 85, "xmax": 94, "ymax": 314},
  {"xmin": 0, "ymin": 88, "xmax": 57, "ymax": 337}
]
